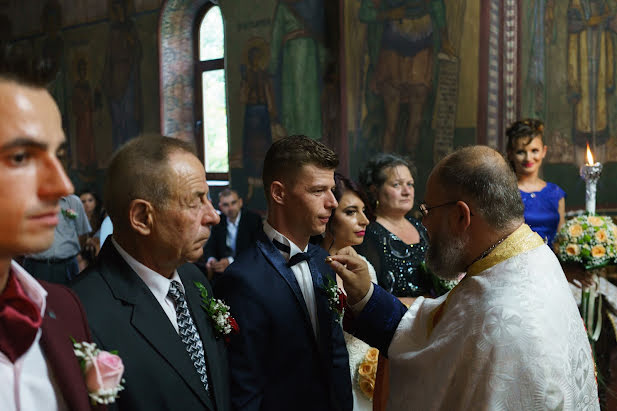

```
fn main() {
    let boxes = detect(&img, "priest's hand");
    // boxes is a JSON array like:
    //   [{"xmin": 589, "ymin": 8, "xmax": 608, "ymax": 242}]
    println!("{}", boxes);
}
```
[{"xmin": 326, "ymin": 247, "xmax": 372, "ymax": 305}]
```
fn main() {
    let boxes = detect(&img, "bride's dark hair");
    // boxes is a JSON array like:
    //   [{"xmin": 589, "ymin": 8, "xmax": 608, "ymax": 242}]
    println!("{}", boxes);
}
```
[{"xmin": 322, "ymin": 173, "xmax": 371, "ymax": 252}]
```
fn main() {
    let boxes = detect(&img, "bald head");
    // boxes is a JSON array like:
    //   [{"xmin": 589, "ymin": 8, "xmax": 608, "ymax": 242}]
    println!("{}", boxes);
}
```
[{"xmin": 431, "ymin": 146, "xmax": 524, "ymax": 230}]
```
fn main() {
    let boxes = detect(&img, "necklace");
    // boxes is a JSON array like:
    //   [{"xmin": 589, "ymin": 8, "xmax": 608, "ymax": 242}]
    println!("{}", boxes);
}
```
[{"xmin": 467, "ymin": 234, "xmax": 509, "ymax": 268}]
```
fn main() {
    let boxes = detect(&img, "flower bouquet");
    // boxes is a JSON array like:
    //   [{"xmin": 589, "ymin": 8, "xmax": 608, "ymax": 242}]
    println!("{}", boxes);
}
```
[
  {"xmin": 556, "ymin": 214, "xmax": 617, "ymax": 342},
  {"xmin": 357, "ymin": 347, "xmax": 379, "ymax": 400},
  {"xmin": 556, "ymin": 214, "xmax": 617, "ymax": 270}
]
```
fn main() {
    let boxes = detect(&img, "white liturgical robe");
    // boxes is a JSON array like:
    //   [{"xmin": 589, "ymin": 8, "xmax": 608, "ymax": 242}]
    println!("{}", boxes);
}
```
[{"xmin": 386, "ymin": 225, "xmax": 599, "ymax": 410}]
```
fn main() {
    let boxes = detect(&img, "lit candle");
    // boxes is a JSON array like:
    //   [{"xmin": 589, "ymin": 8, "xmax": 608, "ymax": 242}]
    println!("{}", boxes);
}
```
[{"xmin": 580, "ymin": 143, "xmax": 603, "ymax": 215}]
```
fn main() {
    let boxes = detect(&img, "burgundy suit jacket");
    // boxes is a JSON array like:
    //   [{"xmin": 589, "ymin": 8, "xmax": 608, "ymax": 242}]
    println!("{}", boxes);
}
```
[{"xmin": 38, "ymin": 281, "xmax": 104, "ymax": 411}]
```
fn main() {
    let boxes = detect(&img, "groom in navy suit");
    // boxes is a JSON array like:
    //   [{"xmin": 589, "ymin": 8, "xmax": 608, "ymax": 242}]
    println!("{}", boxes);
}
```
[{"xmin": 215, "ymin": 135, "xmax": 352, "ymax": 411}]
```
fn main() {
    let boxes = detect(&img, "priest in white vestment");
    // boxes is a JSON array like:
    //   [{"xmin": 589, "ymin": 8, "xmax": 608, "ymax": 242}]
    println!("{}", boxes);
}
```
[{"xmin": 329, "ymin": 146, "xmax": 599, "ymax": 411}]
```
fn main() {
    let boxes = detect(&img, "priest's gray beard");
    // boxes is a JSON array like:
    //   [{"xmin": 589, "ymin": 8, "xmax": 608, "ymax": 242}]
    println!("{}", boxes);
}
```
[{"xmin": 426, "ymin": 225, "xmax": 468, "ymax": 281}]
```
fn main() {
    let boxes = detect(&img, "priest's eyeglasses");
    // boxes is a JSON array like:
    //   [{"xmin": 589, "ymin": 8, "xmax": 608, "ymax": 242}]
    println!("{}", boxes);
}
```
[{"xmin": 419, "ymin": 201, "xmax": 474, "ymax": 217}]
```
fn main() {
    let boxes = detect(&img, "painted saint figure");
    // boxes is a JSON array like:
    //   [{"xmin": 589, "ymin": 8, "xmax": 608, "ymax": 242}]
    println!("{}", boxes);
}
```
[
  {"xmin": 269, "ymin": 0, "xmax": 327, "ymax": 141},
  {"xmin": 567, "ymin": 0, "xmax": 617, "ymax": 163},
  {"xmin": 523, "ymin": 0, "xmax": 555, "ymax": 120},
  {"xmin": 359, "ymin": 0, "xmax": 455, "ymax": 154},
  {"xmin": 41, "ymin": 0, "xmax": 67, "ymax": 158},
  {"xmin": 72, "ymin": 58, "xmax": 96, "ymax": 169},
  {"xmin": 240, "ymin": 37, "xmax": 276, "ymax": 205},
  {"xmin": 102, "ymin": 0, "xmax": 143, "ymax": 150}
]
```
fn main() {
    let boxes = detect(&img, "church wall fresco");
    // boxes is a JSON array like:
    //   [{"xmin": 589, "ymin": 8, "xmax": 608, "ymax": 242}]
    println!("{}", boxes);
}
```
[
  {"xmin": 2, "ymin": 0, "xmax": 162, "ymax": 192},
  {"xmin": 3, "ymin": 0, "xmax": 614, "ymax": 211},
  {"xmin": 521, "ymin": 0, "xmax": 617, "ymax": 210}
]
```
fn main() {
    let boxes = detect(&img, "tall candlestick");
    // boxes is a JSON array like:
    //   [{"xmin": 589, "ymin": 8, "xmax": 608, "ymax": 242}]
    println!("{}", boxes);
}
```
[{"xmin": 580, "ymin": 143, "xmax": 602, "ymax": 215}]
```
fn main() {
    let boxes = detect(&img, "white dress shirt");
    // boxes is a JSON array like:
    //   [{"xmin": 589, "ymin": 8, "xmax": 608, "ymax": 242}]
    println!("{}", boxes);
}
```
[
  {"xmin": 0, "ymin": 262, "xmax": 67, "ymax": 411},
  {"xmin": 263, "ymin": 221, "xmax": 318, "ymax": 337},
  {"xmin": 111, "ymin": 238, "xmax": 185, "ymax": 333},
  {"xmin": 226, "ymin": 210, "xmax": 241, "ymax": 259}
]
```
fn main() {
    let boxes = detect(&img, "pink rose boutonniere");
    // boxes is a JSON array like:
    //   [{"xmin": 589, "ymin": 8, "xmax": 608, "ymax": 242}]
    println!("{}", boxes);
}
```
[
  {"xmin": 62, "ymin": 208, "xmax": 78, "ymax": 219},
  {"xmin": 194, "ymin": 281, "xmax": 239, "ymax": 342},
  {"xmin": 72, "ymin": 339, "xmax": 125, "ymax": 405}
]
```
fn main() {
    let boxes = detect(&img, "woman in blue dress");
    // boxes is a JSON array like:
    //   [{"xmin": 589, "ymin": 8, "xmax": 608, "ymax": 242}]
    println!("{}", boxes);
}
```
[
  {"xmin": 506, "ymin": 119, "xmax": 565, "ymax": 246},
  {"xmin": 506, "ymin": 120, "xmax": 592, "ymax": 288}
]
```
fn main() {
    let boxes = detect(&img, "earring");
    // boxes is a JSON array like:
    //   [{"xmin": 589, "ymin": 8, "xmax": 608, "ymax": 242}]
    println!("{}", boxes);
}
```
[{"xmin": 376, "ymin": 200, "xmax": 380, "ymax": 209}]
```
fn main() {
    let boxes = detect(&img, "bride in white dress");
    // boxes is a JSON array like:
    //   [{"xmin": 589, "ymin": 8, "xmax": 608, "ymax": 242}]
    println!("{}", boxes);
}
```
[{"xmin": 317, "ymin": 173, "xmax": 378, "ymax": 411}]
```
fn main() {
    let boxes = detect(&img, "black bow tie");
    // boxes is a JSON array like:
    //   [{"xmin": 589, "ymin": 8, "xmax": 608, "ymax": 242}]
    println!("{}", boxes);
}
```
[{"xmin": 272, "ymin": 239, "xmax": 312, "ymax": 267}]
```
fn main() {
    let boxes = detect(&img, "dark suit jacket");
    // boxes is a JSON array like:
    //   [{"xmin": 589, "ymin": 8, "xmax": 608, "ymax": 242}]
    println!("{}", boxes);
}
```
[
  {"xmin": 214, "ymin": 234, "xmax": 352, "ymax": 411},
  {"xmin": 344, "ymin": 283, "xmax": 408, "ymax": 355},
  {"xmin": 71, "ymin": 242, "xmax": 230, "ymax": 411},
  {"xmin": 203, "ymin": 209, "xmax": 263, "ymax": 261},
  {"xmin": 40, "ymin": 281, "xmax": 102, "ymax": 411}
]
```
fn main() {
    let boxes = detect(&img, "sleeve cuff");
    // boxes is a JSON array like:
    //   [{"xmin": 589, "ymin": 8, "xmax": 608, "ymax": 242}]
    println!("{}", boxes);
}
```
[{"xmin": 349, "ymin": 282, "xmax": 374, "ymax": 313}]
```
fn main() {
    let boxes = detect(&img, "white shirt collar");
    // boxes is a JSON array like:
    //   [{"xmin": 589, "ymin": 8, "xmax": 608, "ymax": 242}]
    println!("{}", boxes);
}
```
[
  {"xmin": 10, "ymin": 261, "xmax": 47, "ymax": 318},
  {"xmin": 263, "ymin": 221, "xmax": 308, "ymax": 257},
  {"xmin": 227, "ymin": 210, "xmax": 242, "ymax": 228},
  {"xmin": 111, "ymin": 237, "xmax": 184, "ymax": 296}
]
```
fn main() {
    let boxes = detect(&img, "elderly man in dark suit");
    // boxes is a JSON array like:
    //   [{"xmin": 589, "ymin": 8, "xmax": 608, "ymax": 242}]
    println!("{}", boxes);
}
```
[
  {"xmin": 203, "ymin": 188, "xmax": 263, "ymax": 280},
  {"xmin": 215, "ymin": 135, "xmax": 353, "ymax": 411},
  {"xmin": 0, "ymin": 46, "xmax": 100, "ymax": 410},
  {"xmin": 72, "ymin": 135, "xmax": 230, "ymax": 411}
]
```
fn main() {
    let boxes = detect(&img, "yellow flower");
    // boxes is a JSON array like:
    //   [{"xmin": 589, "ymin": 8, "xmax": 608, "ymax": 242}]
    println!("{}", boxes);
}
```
[
  {"xmin": 568, "ymin": 224, "xmax": 583, "ymax": 237},
  {"xmin": 358, "ymin": 362, "xmax": 376, "ymax": 377},
  {"xmin": 365, "ymin": 348, "xmax": 379, "ymax": 363},
  {"xmin": 596, "ymin": 229, "xmax": 608, "ymax": 242},
  {"xmin": 359, "ymin": 377, "xmax": 375, "ymax": 399},
  {"xmin": 612, "ymin": 225, "xmax": 617, "ymax": 239},
  {"xmin": 588, "ymin": 216, "xmax": 604, "ymax": 227},
  {"xmin": 565, "ymin": 244, "xmax": 580, "ymax": 256},
  {"xmin": 591, "ymin": 245, "xmax": 606, "ymax": 258}
]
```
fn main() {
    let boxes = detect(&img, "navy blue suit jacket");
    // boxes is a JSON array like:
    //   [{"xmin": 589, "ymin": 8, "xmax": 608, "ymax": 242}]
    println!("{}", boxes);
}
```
[
  {"xmin": 345, "ymin": 283, "xmax": 408, "ymax": 355},
  {"xmin": 214, "ymin": 235, "xmax": 352, "ymax": 411}
]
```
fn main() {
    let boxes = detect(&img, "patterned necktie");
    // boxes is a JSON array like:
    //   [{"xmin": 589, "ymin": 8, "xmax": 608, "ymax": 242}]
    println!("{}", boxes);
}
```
[{"xmin": 168, "ymin": 280, "xmax": 209, "ymax": 393}]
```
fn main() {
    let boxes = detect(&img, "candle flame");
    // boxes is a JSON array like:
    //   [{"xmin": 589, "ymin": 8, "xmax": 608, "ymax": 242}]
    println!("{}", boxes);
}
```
[{"xmin": 586, "ymin": 143, "xmax": 595, "ymax": 165}]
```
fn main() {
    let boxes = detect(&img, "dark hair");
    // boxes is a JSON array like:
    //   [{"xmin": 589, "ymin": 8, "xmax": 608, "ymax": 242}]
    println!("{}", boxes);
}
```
[
  {"xmin": 505, "ymin": 119, "xmax": 545, "ymax": 171},
  {"xmin": 104, "ymin": 134, "xmax": 197, "ymax": 227},
  {"xmin": 0, "ymin": 44, "xmax": 57, "ymax": 88},
  {"xmin": 78, "ymin": 189, "xmax": 104, "ymax": 231},
  {"xmin": 434, "ymin": 146, "xmax": 524, "ymax": 230},
  {"xmin": 317, "ymin": 172, "xmax": 371, "ymax": 250},
  {"xmin": 262, "ymin": 135, "xmax": 338, "ymax": 200},
  {"xmin": 506, "ymin": 118, "xmax": 544, "ymax": 152},
  {"xmin": 358, "ymin": 153, "xmax": 416, "ymax": 210},
  {"xmin": 218, "ymin": 188, "xmax": 239, "ymax": 201},
  {"xmin": 332, "ymin": 172, "xmax": 370, "ymax": 215}
]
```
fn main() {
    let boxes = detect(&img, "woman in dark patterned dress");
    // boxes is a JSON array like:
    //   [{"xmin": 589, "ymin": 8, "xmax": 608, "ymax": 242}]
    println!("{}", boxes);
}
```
[{"xmin": 355, "ymin": 153, "xmax": 431, "ymax": 306}]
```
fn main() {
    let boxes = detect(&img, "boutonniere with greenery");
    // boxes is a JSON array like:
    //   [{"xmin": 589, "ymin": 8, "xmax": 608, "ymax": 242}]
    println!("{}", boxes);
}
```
[
  {"xmin": 194, "ymin": 282, "xmax": 239, "ymax": 341},
  {"xmin": 71, "ymin": 338, "xmax": 125, "ymax": 405},
  {"xmin": 62, "ymin": 208, "xmax": 78, "ymax": 219},
  {"xmin": 323, "ymin": 276, "xmax": 346, "ymax": 322}
]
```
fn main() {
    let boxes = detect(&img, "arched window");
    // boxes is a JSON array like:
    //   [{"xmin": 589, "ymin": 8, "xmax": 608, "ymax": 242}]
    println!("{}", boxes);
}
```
[{"xmin": 195, "ymin": 3, "xmax": 227, "ymax": 182}]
